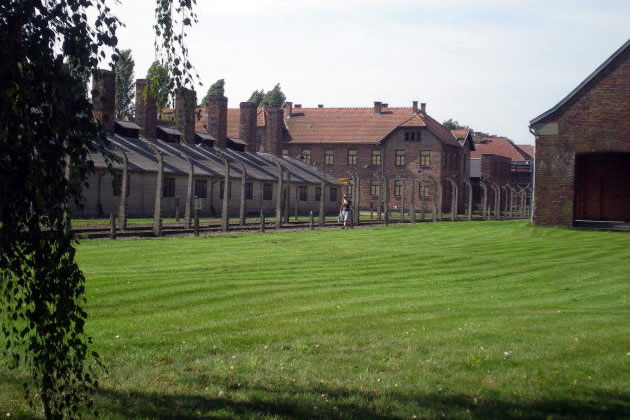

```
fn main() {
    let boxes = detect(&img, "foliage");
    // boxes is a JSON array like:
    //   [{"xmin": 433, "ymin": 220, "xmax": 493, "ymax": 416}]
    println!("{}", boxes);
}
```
[
  {"xmin": 0, "ymin": 0, "xmax": 198, "ymax": 418},
  {"xmin": 146, "ymin": 61, "xmax": 172, "ymax": 110},
  {"xmin": 114, "ymin": 49, "xmax": 135, "ymax": 119},
  {"xmin": 0, "ymin": 0, "xmax": 120, "ymax": 417},
  {"xmin": 200, "ymin": 78, "xmax": 225, "ymax": 106},
  {"xmin": 150, "ymin": 0, "xmax": 200, "ymax": 105},
  {"xmin": 247, "ymin": 89, "xmax": 265, "ymax": 107},
  {"xmin": 262, "ymin": 83, "xmax": 286, "ymax": 107},
  {"xmin": 442, "ymin": 118, "xmax": 471, "ymax": 131}
]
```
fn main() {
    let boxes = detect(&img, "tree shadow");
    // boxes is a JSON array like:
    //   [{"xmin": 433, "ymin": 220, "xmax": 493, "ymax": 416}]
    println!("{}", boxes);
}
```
[{"xmin": 95, "ymin": 383, "xmax": 630, "ymax": 420}]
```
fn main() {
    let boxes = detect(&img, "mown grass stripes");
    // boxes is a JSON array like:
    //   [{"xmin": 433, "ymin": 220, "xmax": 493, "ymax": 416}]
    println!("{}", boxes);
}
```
[{"xmin": 1, "ymin": 221, "xmax": 629, "ymax": 419}]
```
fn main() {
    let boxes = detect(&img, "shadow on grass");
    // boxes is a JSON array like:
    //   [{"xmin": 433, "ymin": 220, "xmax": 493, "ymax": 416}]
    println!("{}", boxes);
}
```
[{"xmin": 95, "ymin": 384, "xmax": 630, "ymax": 420}]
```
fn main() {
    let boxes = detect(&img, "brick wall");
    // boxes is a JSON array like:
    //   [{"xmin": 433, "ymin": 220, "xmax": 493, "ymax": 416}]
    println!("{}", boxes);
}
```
[
  {"xmin": 135, "ymin": 79, "xmax": 157, "ymax": 140},
  {"xmin": 534, "ymin": 46, "xmax": 630, "ymax": 227},
  {"xmin": 175, "ymin": 88, "xmax": 197, "ymax": 144},
  {"xmin": 206, "ymin": 96, "xmax": 228, "ymax": 148},
  {"xmin": 93, "ymin": 70, "xmax": 115, "ymax": 132},
  {"xmin": 284, "ymin": 127, "xmax": 469, "ymax": 213}
]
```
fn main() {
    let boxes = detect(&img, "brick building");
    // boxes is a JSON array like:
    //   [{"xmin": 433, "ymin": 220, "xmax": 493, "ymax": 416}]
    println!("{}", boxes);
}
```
[
  {"xmin": 471, "ymin": 136, "xmax": 533, "ymax": 187},
  {"xmin": 79, "ymin": 71, "xmax": 342, "ymax": 221},
  {"xmin": 530, "ymin": 38, "xmax": 630, "ymax": 227},
  {"xmin": 195, "ymin": 101, "xmax": 475, "ymax": 214}
]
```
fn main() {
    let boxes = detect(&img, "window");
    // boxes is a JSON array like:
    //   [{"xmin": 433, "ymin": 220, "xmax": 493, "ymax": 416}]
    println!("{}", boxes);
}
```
[
  {"xmin": 163, "ymin": 177, "xmax": 175, "ymax": 198},
  {"xmin": 282, "ymin": 149, "xmax": 289, "ymax": 157},
  {"xmin": 330, "ymin": 187, "xmax": 338, "ymax": 202},
  {"xmin": 410, "ymin": 132, "xmax": 416, "ymax": 141},
  {"xmin": 404, "ymin": 131, "xmax": 409, "ymax": 141},
  {"xmin": 263, "ymin": 183, "xmax": 273, "ymax": 200},
  {"xmin": 325, "ymin": 150, "xmax": 334, "ymax": 165},
  {"xmin": 315, "ymin": 186, "xmax": 321, "ymax": 201},
  {"xmin": 371, "ymin": 149, "xmax": 381, "ymax": 166},
  {"xmin": 395, "ymin": 150, "xmax": 405, "ymax": 166},
  {"xmin": 302, "ymin": 149, "xmax": 311, "ymax": 164},
  {"xmin": 370, "ymin": 179, "xmax": 380, "ymax": 196},
  {"xmin": 419, "ymin": 183, "xmax": 429, "ymax": 198},
  {"xmin": 394, "ymin": 180, "xmax": 403, "ymax": 197},
  {"xmin": 195, "ymin": 179, "xmax": 207, "ymax": 198},
  {"xmin": 112, "ymin": 173, "xmax": 129, "ymax": 197},
  {"xmin": 420, "ymin": 150, "xmax": 431, "ymax": 166},
  {"xmin": 245, "ymin": 182, "xmax": 253, "ymax": 200},
  {"xmin": 299, "ymin": 186, "xmax": 308, "ymax": 201},
  {"xmin": 220, "ymin": 181, "xmax": 231, "ymax": 200},
  {"xmin": 348, "ymin": 149, "xmax": 357, "ymax": 166}
]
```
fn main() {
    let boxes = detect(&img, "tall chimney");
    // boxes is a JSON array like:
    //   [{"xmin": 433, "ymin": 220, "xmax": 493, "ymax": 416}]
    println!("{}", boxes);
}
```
[
  {"xmin": 175, "ymin": 88, "xmax": 197, "ymax": 144},
  {"xmin": 373, "ymin": 101, "xmax": 382, "ymax": 115},
  {"xmin": 421, "ymin": 103, "xmax": 426, "ymax": 113},
  {"xmin": 93, "ymin": 69, "xmax": 115, "ymax": 133},
  {"xmin": 135, "ymin": 79, "xmax": 157, "ymax": 140},
  {"xmin": 240, "ymin": 101, "xmax": 258, "ymax": 153},
  {"xmin": 264, "ymin": 107, "xmax": 284, "ymax": 155},
  {"xmin": 412, "ymin": 101, "xmax": 418, "ymax": 114},
  {"xmin": 285, "ymin": 101, "xmax": 293, "ymax": 118},
  {"xmin": 206, "ymin": 95, "xmax": 228, "ymax": 148}
]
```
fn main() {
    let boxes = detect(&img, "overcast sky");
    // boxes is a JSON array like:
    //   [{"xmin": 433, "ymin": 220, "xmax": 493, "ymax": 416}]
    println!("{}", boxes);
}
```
[{"xmin": 109, "ymin": 0, "xmax": 629, "ymax": 145}]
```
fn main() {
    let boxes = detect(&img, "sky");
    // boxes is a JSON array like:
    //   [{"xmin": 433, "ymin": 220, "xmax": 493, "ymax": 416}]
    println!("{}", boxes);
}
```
[{"xmin": 108, "ymin": 0, "xmax": 629, "ymax": 145}]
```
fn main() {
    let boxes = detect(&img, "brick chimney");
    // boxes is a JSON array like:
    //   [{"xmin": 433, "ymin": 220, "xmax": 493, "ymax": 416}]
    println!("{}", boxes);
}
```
[
  {"xmin": 175, "ymin": 88, "xmax": 197, "ymax": 144},
  {"xmin": 264, "ymin": 107, "xmax": 284, "ymax": 155},
  {"xmin": 135, "ymin": 79, "xmax": 157, "ymax": 140},
  {"xmin": 412, "ymin": 101, "xmax": 418, "ymax": 113},
  {"xmin": 285, "ymin": 101, "xmax": 293, "ymax": 118},
  {"xmin": 93, "ymin": 69, "xmax": 115, "ymax": 133},
  {"xmin": 421, "ymin": 103, "xmax": 426, "ymax": 113},
  {"xmin": 373, "ymin": 101, "xmax": 382, "ymax": 115},
  {"xmin": 240, "ymin": 101, "xmax": 258, "ymax": 153},
  {"xmin": 206, "ymin": 95, "xmax": 228, "ymax": 148}
]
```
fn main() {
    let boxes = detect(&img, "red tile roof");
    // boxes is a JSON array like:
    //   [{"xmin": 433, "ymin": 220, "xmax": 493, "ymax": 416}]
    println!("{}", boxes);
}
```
[
  {"xmin": 284, "ymin": 107, "xmax": 460, "ymax": 146},
  {"xmin": 516, "ymin": 144, "xmax": 535, "ymax": 160},
  {"xmin": 471, "ymin": 136, "xmax": 531, "ymax": 162},
  {"xmin": 451, "ymin": 129, "xmax": 470, "ymax": 140},
  {"xmin": 164, "ymin": 105, "xmax": 461, "ymax": 147}
]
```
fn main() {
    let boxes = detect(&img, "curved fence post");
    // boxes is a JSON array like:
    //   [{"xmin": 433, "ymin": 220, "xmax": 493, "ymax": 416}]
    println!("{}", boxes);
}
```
[
  {"xmin": 446, "ymin": 177, "xmax": 458, "ymax": 221},
  {"xmin": 319, "ymin": 167, "xmax": 326, "ymax": 227},
  {"xmin": 147, "ymin": 143, "xmax": 163, "ymax": 237},
  {"xmin": 179, "ymin": 151, "xmax": 194, "ymax": 229},
  {"xmin": 427, "ymin": 176, "xmax": 438, "ymax": 222},
  {"xmin": 116, "ymin": 148, "xmax": 129, "ymax": 231},
  {"xmin": 271, "ymin": 157, "xmax": 284, "ymax": 230},
  {"xmin": 410, "ymin": 178, "xmax": 416, "ymax": 224},
  {"xmin": 479, "ymin": 180, "xmax": 488, "ymax": 221},
  {"xmin": 215, "ymin": 149, "xmax": 230, "ymax": 232},
  {"xmin": 235, "ymin": 160, "xmax": 247, "ymax": 226},
  {"xmin": 463, "ymin": 179, "xmax": 472, "ymax": 221}
]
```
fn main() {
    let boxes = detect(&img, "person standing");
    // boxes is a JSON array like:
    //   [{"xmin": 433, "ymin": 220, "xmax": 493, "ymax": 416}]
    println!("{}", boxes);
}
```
[{"xmin": 340, "ymin": 194, "xmax": 352, "ymax": 229}]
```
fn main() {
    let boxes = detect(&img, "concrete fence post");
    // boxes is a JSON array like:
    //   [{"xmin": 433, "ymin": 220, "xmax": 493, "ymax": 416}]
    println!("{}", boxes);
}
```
[{"xmin": 109, "ymin": 213, "xmax": 117, "ymax": 239}]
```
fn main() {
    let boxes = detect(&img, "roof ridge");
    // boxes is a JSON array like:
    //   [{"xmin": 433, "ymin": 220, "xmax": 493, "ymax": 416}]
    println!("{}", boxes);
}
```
[{"xmin": 530, "ymin": 37, "xmax": 630, "ymax": 126}]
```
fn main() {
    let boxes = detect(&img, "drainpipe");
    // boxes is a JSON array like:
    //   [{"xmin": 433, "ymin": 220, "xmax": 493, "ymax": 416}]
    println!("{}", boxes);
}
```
[{"xmin": 528, "ymin": 126, "xmax": 537, "ymax": 223}]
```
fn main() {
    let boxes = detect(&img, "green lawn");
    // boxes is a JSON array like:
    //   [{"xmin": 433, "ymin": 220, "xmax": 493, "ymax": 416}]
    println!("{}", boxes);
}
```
[{"xmin": 1, "ymin": 221, "xmax": 629, "ymax": 419}]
